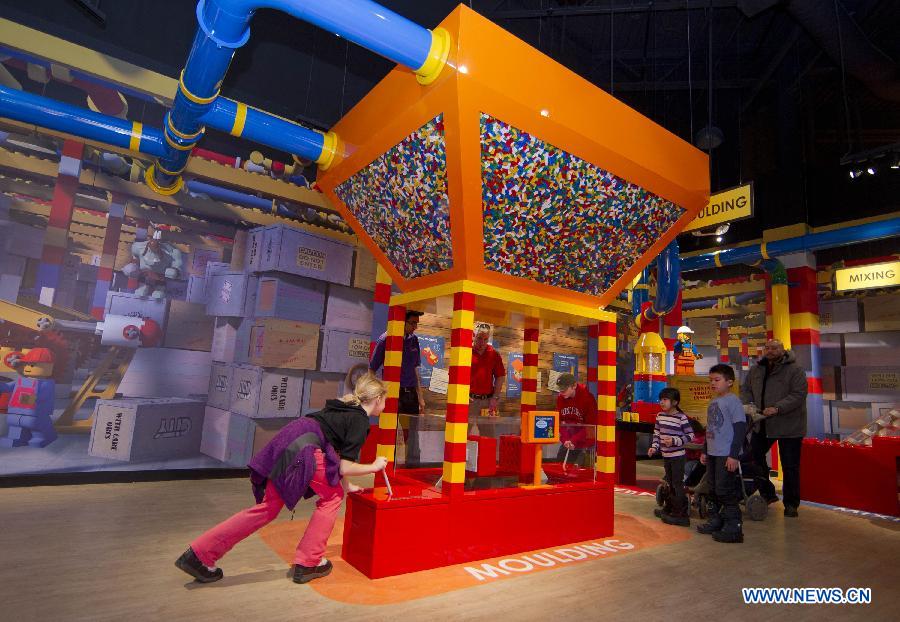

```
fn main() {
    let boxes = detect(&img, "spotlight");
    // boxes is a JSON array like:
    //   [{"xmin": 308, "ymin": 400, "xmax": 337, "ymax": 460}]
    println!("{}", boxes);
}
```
[
  {"xmin": 849, "ymin": 169, "xmax": 862, "ymax": 179},
  {"xmin": 891, "ymin": 154, "xmax": 900, "ymax": 169},
  {"xmin": 716, "ymin": 235, "xmax": 723, "ymax": 243},
  {"xmin": 866, "ymin": 166, "xmax": 876, "ymax": 175}
]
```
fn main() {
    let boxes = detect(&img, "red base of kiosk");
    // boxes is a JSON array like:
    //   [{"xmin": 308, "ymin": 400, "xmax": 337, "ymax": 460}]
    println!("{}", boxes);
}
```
[
  {"xmin": 343, "ymin": 476, "xmax": 613, "ymax": 578},
  {"xmin": 800, "ymin": 436, "xmax": 900, "ymax": 517}
]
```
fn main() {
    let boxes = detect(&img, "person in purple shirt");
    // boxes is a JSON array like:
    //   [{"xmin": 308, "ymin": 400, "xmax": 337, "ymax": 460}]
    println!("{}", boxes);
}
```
[
  {"xmin": 370, "ymin": 310, "xmax": 425, "ymax": 465},
  {"xmin": 175, "ymin": 374, "xmax": 388, "ymax": 585}
]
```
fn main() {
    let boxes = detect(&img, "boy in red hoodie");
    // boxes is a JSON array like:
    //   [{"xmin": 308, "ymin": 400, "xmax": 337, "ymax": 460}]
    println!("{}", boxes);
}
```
[{"xmin": 555, "ymin": 373, "xmax": 597, "ymax": 467}]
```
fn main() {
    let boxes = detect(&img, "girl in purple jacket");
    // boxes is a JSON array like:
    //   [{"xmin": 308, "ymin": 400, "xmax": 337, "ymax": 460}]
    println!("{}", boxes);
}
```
[{"xmin": 176, "ymin": 374, "xmax": 389, "ymax": 585}]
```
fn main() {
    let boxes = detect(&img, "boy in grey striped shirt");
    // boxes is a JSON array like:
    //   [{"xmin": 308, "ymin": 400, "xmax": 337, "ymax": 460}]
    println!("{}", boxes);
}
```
[{"xmin": 648, "ymin": 387, "xmax": 695, "ymax": 526}]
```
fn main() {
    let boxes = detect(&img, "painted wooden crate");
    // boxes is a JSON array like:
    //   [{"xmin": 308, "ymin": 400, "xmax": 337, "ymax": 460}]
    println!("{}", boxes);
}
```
[{"xmin": 246, "ymin": 224, "xmax": 353, "ymax": 285}]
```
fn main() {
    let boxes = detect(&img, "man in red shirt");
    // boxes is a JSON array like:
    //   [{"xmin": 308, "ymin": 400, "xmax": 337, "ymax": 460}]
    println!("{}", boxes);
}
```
[
  {"xmin": 468, "ymin": 327, "xmax": 505, "ymax": 434},
  {"xmin": 555, "ymin": 373, "xmax": 598, "ymax": 466}
]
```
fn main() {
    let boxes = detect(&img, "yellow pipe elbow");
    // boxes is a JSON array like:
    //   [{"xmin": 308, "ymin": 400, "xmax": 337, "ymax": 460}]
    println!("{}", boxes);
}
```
[
  {"xmin": 315, "ymin": 130, "xmax": 339, "ymax": 171},
  {"xmin": 415, "ymin": 27, "xmax": 451, "ymax": 85}
]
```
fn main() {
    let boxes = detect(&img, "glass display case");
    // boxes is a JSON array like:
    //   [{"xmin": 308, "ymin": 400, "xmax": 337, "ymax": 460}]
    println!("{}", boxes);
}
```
[{"xmin": 392, "ymin": 414, "xmax": 597, "ymax": 490}]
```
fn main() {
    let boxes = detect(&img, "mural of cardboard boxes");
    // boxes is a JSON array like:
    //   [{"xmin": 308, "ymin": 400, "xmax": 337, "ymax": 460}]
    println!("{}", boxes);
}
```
[
  {"xmin": 207, "ymin": 362, "xmax": 234, "ymax": 410},
  {"xmin": 164, "ymin": 300, "xmax": 214, "ymax": 351},
  {"xmin": 324, "ymin": 284, "xmax": 374, "ymax": 333},
  {"xmin": 200, "ymin": 406, "xmax": 255, "ymax": 466},
  {"xmin": 301, "ymin": 370, "xmax": 346, "ymax": 415},
  {"xmin": 201, "ymin": 407, "xmax": 299, "ymax": 465},
  {"xmin": 352, "ymin": 245, "xmax": 377, "ymax": 291},
  {"xmin": 211, "ymin": 317, "xmax": 251, "ymax": 364},
  {"xmin": 247, "ymin": 318, "xmax": 320, "ymax": 370},
  {"xmin": 0, "ymin": 252, "xmax": 26, "ymax": 302},
  {"xmin": 862, "ymin": 293, "xmax": 900, "ymax": 332},
  {"xmin": 117, "ymin": 348, "xmax": 211, "ymax": 398},
  {"xmin": 254, "ymin": 274, "xmax": 326, "ymax": 324},
  {"xmin": 88, "ymin": 398, "xmax": 205, "ymax": 462},
  {"xmin": 229, "ymin": 364, "xmax": 305, "ymax": 419},
  {"xmin": 319, "ymin": 327, "xmax": 371, "ymax": 373},
  {"xmin": 844, "ymin": 332, "xmax": 900, "ymax": 367},
  {"xmin": 104, "ymin": 290, "xmax": 170, "ymax": 328},
  {"xmin": 246, "ymin": 223, "xmax": 354, "ymax": 285},
  {"xmin": 186, "ymin": 275, "xmax": 207, "ymax": 304},
  {"xmin": 206, "ymin": 272, "xmax": 258, "ymax": 317},
  {"xmin": 204, "ymin": 261, "xmax": 231, "ymax": 280}
]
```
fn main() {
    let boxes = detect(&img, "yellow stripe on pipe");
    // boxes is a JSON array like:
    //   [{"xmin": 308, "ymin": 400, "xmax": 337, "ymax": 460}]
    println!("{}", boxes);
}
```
[
  {"xmin": 378, "ymin": 412, "xmax": 397, "ymax": 431},
  {"xmin": 443, "ymin": 460, "xmax": 466, "ymax": 483},
  {"xmin": 414, "ymin": 27, "xmax": 451, "ymax": 85},
  {"xmin": 451, "ymin": 309, "xmax": 474, "ymax": 330},
  {"xmin": 760, "ymin": 242, "xmax": 770, "ymax": 260},
  {"xmin": 448, "ymin": 347, "xmax": 472, "ymax": 368},
  {"xmin": 445, "ymin": 422, "xmax": 469, "ymax": 444},
  {"xmin": 595, "ymin": 455, "xmax": 615, "ymax": 473},
  {"xmin": 129, "ymin": 122, "xmax": 142, "ymax": 152},
  {"xmin": 597, "ymin": 425, "xmax": 616, "ymax": 443},
  {"xmin": 598, "ymin": 336, "xmax": 616, "ymax": 352},
  {"xmin": 714, "ymin": 252, "xmax": 723, "ymax": 268},
  {"xmin": 231, "ymin": 102, "xmax": 247, "ymax": 137},
  {"xmin": 376, "ymin": 444, "xmax": 396, "ymax": 462},
  {"xmin": 315, "ymin": 131, "xmax": 339, "ymax": 170},
  {"xmin": 178, "ymin": 70, "xmax": 219, "ymax": 104},
  {"xmin": 597, "ymin": 366, "xmax": 616, "ymax": 382},
  {"xmin": 446, "ymin": 383, "xmax": 471, "ymax": 405},
  {"xmin": 384, "ymin": 350, "xmax": 403, "ymax": 369}
]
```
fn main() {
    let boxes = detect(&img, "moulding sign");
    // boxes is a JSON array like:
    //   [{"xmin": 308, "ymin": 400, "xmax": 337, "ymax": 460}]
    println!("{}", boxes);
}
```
[{"xmin": 683, "ymin": 183, "xmax": 753, "ymax": 232}]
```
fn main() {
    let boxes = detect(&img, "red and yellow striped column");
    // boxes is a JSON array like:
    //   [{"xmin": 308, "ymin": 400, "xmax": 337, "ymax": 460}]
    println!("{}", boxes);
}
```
[
  {"xmin": 375, "ymin": 304, "xmax": 406, "ymax": 481},
  {"xmin": 36, "ymin": 140, "xmax": 83, "ymax": 306},
  {"xmin": 788, "ymin": 260, "xmax": 823, "ymax": 437},
  {"xmin": 586, "ymin": 324, "xmax": 599, "ymax": 399},
  {"xmin": 718, "ymin": 320, "xmax": 730, "ymax": 364},
  {"xmin": 90, "ymin": 196, "xmax": 126, "ymax": 319},
  {"xmin": 370, "ymin": 264, "xmax": 392, "ymax": 356},
  {"xmin": 442, "ymin": 291, "xmax": 475, "ymax": 496},
  {"xmin": 521, "ymin": 318, "xmax": 539, "ymax": 416},
  {"xmin": 595, "ymin": 319, "xmax": 617, "ymax": 483}
]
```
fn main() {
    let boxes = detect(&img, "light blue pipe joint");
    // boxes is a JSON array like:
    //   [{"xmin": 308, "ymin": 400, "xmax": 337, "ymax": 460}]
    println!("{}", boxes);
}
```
[{"xmin": 197, "ymin": 0, "xmax": 252, "ymax": 48}]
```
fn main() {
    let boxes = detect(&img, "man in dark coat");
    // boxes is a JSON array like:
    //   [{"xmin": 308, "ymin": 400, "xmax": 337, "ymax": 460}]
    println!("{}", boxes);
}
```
[{"xmin": 740, "ymin": 339, "xmax": 808, "ymax": 517}]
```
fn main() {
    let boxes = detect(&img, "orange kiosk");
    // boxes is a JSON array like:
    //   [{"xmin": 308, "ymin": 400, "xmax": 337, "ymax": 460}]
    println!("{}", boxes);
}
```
[{"xmin": 317, "ymin": 5, "xmax": 708, "ymax": 578}]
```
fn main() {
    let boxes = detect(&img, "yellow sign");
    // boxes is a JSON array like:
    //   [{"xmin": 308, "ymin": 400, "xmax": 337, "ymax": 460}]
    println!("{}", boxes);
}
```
[
  {"xmin": 683, "ymin": 183, "xmax": 753, "ymax": 232},
  {"xmin": 834, "ymin": 261, "xmax": 900, "ymax": 292}
]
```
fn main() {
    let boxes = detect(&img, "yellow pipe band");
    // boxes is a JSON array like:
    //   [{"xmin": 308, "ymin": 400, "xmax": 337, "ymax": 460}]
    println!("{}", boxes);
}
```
[
  {"xmin": 129, "ymin": 122, "xmax": 142, "ymax": 152},
  {"xmin": 415, "ymin": 27, "xmax": 451, "ymax": 85},
  {"xmin": 166, "ymin": 114, "xmax": 203, "ymax": 140},
  {"xmin": 164, "ymin": 131, "xmax": 196, "ymax": 151},
  {"xmin": 178, "ymin": 70, "xmax": 219, "ymax": 105},
  {"xmin": 144, "ymin": 165, "xmax": 184, "ymax": 196},
  {"xmin": 315, "ymin": 130, "xmax": 339, "ymax": 170},
  {"xmin": 231, "ymin": 102, "xmax": 247, "ymax": 137}
]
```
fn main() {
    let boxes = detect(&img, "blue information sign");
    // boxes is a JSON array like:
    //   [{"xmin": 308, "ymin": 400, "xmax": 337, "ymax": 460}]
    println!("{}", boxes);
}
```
[{"xmin": 417, "ymin": 334, "xmax": 445, "ymax": 386}]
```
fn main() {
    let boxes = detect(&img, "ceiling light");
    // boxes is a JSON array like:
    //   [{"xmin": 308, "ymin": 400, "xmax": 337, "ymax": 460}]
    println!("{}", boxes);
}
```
[
  {"xmin": 849, "ymin": 169, "xmax": 862, "ymax": 179},
  {"xmin": 890, "ymin": 154, "xmax": 900, "ymax": 169},
  {"xmin": 716, "ymin": 236, "xmax": 723, "ymax": 243},
  {"xmin": 458, "ymin": 65, "xmax": 469, "ymax": 74},
  {"xmin": 540, "ymin": 109, "xmax": 550, "ymax": 118},
  {"xmin": 866, "ymin": 166, "xmax": 876, "ymax": 175}
]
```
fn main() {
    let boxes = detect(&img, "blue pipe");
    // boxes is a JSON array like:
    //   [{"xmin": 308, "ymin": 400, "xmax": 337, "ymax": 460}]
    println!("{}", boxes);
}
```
[
  {"xmin": 151, "ymin": 0, "xmax": 443, "ymax": 193},
  {"xmin": 681, "ymin": 218, "xmax": 900, "ymax": 272},
  {"xmin": 634, "ymin": 239, "xmax": 681, "ymax": 330},
  {"xmin": 201, "ymin": 98, "xmax": 324, "ymax": 162},
  {"xmin": 203, "ymin": 0, "xmax": 434, "ymax": 70},
  {"xmin": 681, "ymin": 292, "xmax": 764, "ymax": 311},
  {"xmin": 187, "ymin": 180, "xmax": 274, "ymax": 211},
  {"xmin": 0, "ymin": 85, "xmax": 167, "ymax": 158}
]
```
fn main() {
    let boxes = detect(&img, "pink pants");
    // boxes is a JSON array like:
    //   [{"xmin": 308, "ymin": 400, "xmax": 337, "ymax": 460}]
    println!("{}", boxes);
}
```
[{"xmin": 191, "ymin": 450, "xmax": 344, "ymax": 568}]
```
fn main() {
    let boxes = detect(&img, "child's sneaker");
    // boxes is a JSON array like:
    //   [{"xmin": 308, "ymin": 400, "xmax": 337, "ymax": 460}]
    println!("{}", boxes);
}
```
[
  {"xmin": 175, "ymin": 547, "xmax": 223, "ymax": 583},
  {"xmin": 293, "ymin": 559, "xmax": 333, "ymax": 584}
]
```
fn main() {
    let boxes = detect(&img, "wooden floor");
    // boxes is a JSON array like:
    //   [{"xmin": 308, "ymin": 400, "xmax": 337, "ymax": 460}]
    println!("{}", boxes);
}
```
[{"xmin": 1, "ymin": 465, "xmax": 897, "ymax": 621}]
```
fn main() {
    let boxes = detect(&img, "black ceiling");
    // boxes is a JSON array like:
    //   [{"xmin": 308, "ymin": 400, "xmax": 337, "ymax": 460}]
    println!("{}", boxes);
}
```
[{"xmin": 1, "ymin": 0, "xmax": 898, "ymax": 257}]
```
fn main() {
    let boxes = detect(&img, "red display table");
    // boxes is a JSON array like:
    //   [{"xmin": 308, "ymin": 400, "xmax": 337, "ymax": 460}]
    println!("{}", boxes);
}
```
[
  {"xmin": 800, "ymin": 436, "xmax": 900, "ymax": 517},
  {"xmin": 343, "ymin": 478, "xmax": 613, "ymax": 578}
]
